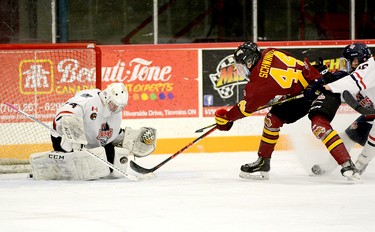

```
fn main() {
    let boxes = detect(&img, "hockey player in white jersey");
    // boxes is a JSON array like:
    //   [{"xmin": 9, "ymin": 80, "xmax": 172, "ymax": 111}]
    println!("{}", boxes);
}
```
[
  {"xmin": 29, "ymin": 83, "xmax": 157, "ymax": 180},
  {"xmin": 309, "ymin": 43, "xmax": 375, "ymax": 176}
]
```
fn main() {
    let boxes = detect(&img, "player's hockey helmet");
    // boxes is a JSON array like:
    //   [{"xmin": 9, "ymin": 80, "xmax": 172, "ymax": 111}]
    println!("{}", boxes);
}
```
[
  {"xmin": 234, "ymin": 42, "xmax": 261, "ymax": 78},
  {"xmin": 342, "ymin": 43, "xmax": 372, "ymax": 64},
  {"xmin": 100, "ymin": 83, "xmax": 128, "ymax": 114},
  {"xmin": 234, "ymin": 42, "xmax": 261, "ymax": 66}
]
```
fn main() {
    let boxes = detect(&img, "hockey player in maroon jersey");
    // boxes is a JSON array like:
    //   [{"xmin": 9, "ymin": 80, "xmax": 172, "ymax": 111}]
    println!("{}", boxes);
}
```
[{"xmin": 214, "ymin": 41, "xmax": 360, "ymax": 181}]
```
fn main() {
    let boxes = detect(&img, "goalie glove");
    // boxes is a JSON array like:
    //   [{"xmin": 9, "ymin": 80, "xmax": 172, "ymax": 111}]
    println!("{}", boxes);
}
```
[
  {"xmin": 140, "ymin": 127, "xmax": 156, "ymax": 145},
  {"xmin": 112, "ymin": 127, "xmax": 157, "ymax": 157},
  {"xmin": 56, "ymin": 115, "xmax": 87, "ymax": 152}
]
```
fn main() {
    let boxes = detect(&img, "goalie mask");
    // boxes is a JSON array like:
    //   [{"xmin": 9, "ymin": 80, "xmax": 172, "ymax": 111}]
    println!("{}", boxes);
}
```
[
  {"xmin": 100, "ymin": 83, "xmax": 128, "ymax": 114},
  {"xmin": 341, "ymin": 43, "xmax": 372, "ymax": 72},
  {"xmin": 234, "ymin": 41, "xmax": 261, "ymax": 79}
]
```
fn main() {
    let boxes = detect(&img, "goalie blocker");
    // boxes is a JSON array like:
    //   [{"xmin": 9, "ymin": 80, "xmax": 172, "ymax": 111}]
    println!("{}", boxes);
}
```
[{"xmin": 30, "ymin": 127, "xmax": 157, "ymax": 180}]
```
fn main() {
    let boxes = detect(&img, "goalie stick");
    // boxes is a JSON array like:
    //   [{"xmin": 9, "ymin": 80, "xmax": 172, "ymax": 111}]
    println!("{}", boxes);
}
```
[
  {"xmin": 5, "ymin": 102, "xmax": 142, "ymax": 182},
  {"xmin": 131, "ymin": 93, "xmax": 305, "ymax": 174},
  {"xmin": 342, "ymin": 90, "xmax": 375, "ymax": 115},
  {"xmin": 195, "ymin": 93, "xmax": 304, "ymax": 133}
]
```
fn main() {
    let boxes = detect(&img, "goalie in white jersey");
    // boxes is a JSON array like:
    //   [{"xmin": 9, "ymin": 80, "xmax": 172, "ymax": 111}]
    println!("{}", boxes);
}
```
[
  {"xmin": 309, "ymin": 43, "xmax": 375, "ymax": 176},
  {"xmin": 30, "ymin": 82, "xmax": 157, "ymax": 180}
]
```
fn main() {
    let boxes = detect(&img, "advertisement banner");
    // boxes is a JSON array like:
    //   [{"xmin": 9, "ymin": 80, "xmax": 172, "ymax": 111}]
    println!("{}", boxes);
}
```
[
  {"xmin": 100, "ymin": 47, "xmax": 199, "ymax": 119},
  {"xmin": 202, "ymin": 49, "xmax": 246, "ymax": 116},
  {"xmin": 0, "ymin": 49, "xmax": 96, "ymax": 123}
]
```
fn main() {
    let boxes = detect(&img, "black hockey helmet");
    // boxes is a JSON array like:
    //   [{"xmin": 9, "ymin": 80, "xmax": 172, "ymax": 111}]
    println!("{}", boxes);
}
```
[
  {"xmin": 342, "ymin": 43, "xmax": 372, "ymax": 64},
  {"xmin": 234, "ymin": 41, "xmax": 261, "ymax": 67},
  {"xmin": 233, "ymin": 42, "xmax": 261, "ymax": 78}
]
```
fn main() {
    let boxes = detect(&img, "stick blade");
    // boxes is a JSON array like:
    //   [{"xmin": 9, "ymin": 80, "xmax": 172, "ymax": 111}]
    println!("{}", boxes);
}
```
[
  {"xmin": 343, "ymin": 90, "xmax": 375, "ymax": 115},
  {"xmin": 195, "ymin": 123, "xmax": 216, "ymax": 133},
  {"xmin": 130, "ymin": 160, "xmax": 155, "ymax": 174},
  {"xmin": 138, "ymin": 172, "xmax": 158, "ymax": 180}
]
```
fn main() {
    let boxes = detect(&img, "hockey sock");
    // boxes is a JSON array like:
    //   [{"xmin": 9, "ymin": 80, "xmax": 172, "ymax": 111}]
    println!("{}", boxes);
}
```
[
  {"xmin": 311, "ymin": 115, "xmax": 350, "ymax": 165},
  {"xmin": 258, "ymin": 113, "xmax": 283, "ymax": 158}
]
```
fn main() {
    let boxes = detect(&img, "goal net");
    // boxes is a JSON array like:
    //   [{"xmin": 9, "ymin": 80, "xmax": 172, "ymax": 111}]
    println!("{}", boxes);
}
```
[{"xmin": 0, "ymin": 43, "xmax": 101, "ymax": 173}]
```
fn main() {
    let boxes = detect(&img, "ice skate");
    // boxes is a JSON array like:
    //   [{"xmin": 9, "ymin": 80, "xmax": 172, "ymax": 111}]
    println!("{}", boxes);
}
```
[
  {"xmin": 239, "ymin": 157, "xmax": 270, "ymax": 180},
  {"xmin": 340, "ymin": 160, "xmax": 362, "ymax": 183}
]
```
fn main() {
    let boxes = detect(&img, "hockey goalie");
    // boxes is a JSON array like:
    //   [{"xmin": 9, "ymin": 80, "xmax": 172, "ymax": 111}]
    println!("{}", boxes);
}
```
[{"xmin": 29, "ymin": 83, "xmax": 157, "ymax": 180}]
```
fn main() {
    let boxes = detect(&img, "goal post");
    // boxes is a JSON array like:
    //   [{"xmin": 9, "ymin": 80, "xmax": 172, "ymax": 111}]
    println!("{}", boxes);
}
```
[{"xmin": 0, "ymin": 43, "xmax": 101, "ymax": 173}]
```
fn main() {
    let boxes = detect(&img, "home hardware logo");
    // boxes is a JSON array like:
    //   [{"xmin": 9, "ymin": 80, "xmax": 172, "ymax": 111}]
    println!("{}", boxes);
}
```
[{"xmin": 19, "ymin": 59, "xmax": 54, "ymax": 95}]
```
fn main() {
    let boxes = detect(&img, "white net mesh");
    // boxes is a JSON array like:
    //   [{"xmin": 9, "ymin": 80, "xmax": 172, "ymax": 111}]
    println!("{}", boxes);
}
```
[{"xmin": 0, "ymin": 44, "xmax": 100, "ymax": 173}]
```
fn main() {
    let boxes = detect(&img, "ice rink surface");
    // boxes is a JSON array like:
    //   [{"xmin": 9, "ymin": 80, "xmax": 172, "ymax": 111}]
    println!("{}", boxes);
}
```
[{"xmin": 1, "ymin": 147, "xmax": 375, "ymax": 232}]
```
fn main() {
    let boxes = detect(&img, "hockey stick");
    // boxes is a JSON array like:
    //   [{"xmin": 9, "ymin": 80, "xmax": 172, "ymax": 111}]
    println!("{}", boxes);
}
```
[
  {"xmin": 131, "ymin": 93, "xmax": 305, "ymax": 174},
  {"xmin": 5, "ymin": 102, "xmax": 141, "ymax": 182},
  {"xmin": 130, "ymin": 126, "xmax": 218, "ymax": 174},
  {"xmin": 195, "ymin": 93, "xmax": 305, "ymax": 133},
  {"xmin": 195, "ymin": 124, "xmax": 216, "ymax": 133},
  {"xmin": 342, "ymin": 90, "xmax": 375, "ymax": 115}
]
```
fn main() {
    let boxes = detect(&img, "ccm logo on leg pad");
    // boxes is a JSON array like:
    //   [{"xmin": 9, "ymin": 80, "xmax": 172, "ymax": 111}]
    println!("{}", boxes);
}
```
[{"xmin": 48, "ymin": 154, "xmax": 65, "ymax": 160}]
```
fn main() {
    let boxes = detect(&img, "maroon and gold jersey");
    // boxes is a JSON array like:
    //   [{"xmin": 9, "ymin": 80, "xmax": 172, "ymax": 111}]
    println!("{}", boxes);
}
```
[{"xmin": 227, "ymin": 48, "xmax": 321, "ymax": 121}]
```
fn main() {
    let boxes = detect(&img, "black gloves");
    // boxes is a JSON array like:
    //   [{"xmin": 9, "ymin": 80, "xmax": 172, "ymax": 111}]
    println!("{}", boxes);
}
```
[{"xmin": 304, "ymin": 78, "xmax": 325, "ymax": 102}]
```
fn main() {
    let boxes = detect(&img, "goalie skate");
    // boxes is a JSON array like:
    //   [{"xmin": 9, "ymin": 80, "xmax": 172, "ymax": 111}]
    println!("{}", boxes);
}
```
[{"xmin": 239, "ymin": 157, "xmax": 270, "ymax": 180}]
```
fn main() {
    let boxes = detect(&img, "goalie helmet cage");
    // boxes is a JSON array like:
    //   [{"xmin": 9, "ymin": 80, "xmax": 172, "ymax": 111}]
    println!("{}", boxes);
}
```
[{"xmin": 0, "ymin": 43, "xmax": 102, "ymax": 173}]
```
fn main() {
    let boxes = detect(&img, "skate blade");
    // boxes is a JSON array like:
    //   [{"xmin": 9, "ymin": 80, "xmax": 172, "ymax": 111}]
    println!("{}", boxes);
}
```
[
  {"xmin": 343, "ymin": 172, "xmax": 363, "ymax": 184},
  {"xmin": 239, "ymin": 171, "xmax": 269, "ymax": 180}
]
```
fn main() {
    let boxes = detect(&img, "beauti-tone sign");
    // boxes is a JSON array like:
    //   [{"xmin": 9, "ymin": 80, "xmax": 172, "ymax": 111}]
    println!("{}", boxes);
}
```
[{"xmin": 100, "ymin": 46, "xmax": 199, "ymax": 119}]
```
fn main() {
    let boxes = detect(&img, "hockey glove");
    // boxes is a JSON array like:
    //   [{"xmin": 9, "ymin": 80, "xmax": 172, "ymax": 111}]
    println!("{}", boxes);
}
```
[
  {"xmin": 215, "ymin": 109, "xmax": 233, "ymax": 131},
  {"xmin": 303, "ymin": 78, "xmax": 325, "ymax": 102},
  {"xmin": 112, "ymin": 127, "xmax": 157, "ymax": 157}
]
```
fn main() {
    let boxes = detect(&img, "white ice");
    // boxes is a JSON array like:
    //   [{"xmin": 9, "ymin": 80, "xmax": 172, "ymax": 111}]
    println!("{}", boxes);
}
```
[{"xmin": 1, "ymin": 147, "xmax": 375, "ymax": 232}]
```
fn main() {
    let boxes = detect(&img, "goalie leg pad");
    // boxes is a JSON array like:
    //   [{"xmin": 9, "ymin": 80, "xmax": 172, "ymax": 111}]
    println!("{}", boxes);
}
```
[
  {"xmin": 30, "ymin": 147, "xmax": 110, "ymax": 180},
  {"xmin": 111, "ymin": 147, "xmax": 132, "ymax": 178}
]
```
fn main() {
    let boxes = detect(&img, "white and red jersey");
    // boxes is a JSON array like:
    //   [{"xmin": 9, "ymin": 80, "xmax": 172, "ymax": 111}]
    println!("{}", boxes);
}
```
[
  {"xmin": 327, "ymin": 57, "xmax": 375, "ymax": 104},
  {"xmin": 53, "ymin": 89, "xmax": 122, "ymax": 149}
]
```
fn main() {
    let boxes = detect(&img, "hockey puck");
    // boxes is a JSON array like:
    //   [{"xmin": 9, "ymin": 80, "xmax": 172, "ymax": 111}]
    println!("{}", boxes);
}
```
[{"xmin": 120, "ymin": 156, "xmax": 128, "ymax": 164}]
